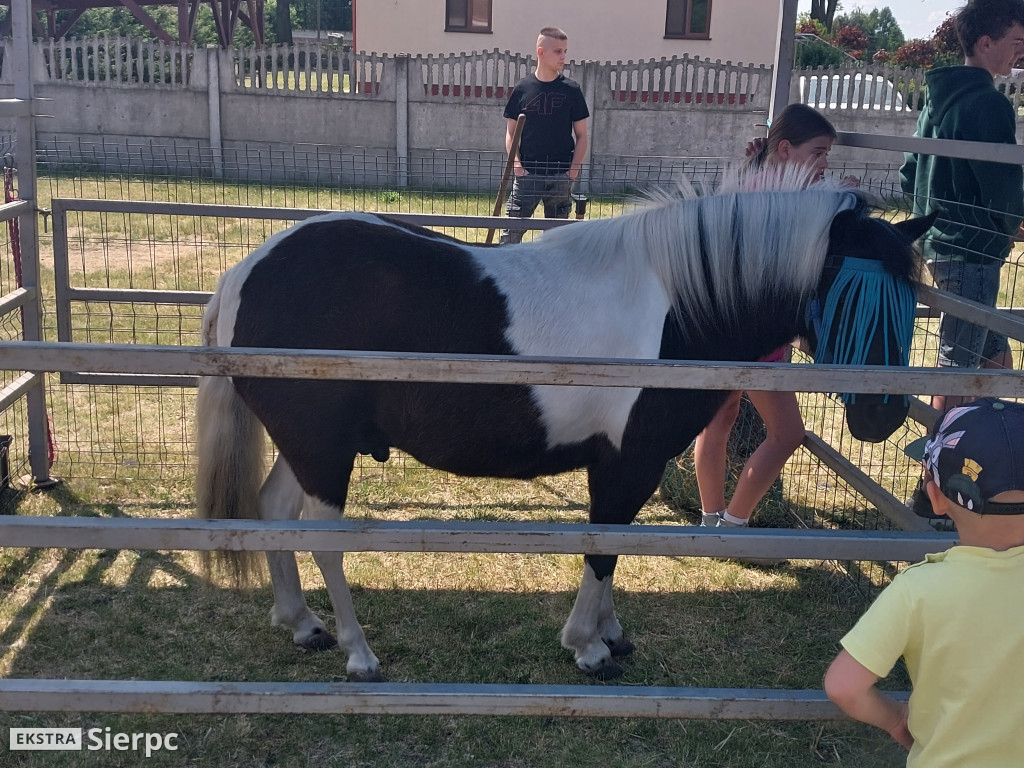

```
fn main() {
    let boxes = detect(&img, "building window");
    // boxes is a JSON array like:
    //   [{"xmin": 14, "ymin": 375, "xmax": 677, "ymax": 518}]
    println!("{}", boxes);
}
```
[
  {"xmin": 665, "ymin": 0, "xmax": 711, "ymax": 39},
  {"xmin": 446, "ymin": 0, "xmax": 492, "ymax": 33}
]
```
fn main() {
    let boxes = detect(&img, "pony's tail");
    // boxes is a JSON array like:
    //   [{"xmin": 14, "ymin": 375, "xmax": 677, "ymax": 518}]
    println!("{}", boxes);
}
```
[{"xmin": 195, "ymin": 290, "xmax": 266, "ymax": 586}]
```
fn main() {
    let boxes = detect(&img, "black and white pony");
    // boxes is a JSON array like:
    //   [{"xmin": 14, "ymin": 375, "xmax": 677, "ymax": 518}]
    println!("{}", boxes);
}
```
[{"xmin": 196, "ymin": 178, "xmax": 931, "ymax": 680}]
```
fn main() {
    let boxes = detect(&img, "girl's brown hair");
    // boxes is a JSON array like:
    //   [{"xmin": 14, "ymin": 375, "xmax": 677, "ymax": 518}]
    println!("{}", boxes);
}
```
[{"xmin": 749, "ymin": 103, "xmax": 837, "ymax": 169}]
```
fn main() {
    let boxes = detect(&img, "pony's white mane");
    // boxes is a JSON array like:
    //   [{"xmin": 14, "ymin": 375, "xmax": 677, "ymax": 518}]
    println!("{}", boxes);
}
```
[{"xmin": 541, "ymin": 166, "xmax": 861, "ymax": 329}]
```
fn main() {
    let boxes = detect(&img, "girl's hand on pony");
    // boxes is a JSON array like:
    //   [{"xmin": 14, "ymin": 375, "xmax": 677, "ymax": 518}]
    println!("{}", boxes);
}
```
[{"xmin": 745, "ymin": 137, "xmax": 767, "ymax": 158}]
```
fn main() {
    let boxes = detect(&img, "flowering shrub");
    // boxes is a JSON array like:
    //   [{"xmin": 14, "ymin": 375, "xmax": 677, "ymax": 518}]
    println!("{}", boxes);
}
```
[
  {"xmin": 833, "ymin": 25, "xmax": 870, "ymax": 55},
  {"xmin": 894, "ymin": 39, "xmax": 937, "ymax": 69}
]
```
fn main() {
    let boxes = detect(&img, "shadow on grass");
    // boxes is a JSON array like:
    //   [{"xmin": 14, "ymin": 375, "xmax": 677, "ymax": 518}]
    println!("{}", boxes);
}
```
[
  {"xmin": 1, "ymin": 552, "xmax": 886, "ymax": 687},
  {"xmin": 0, "ymin": 486, "xmax": 25, "ymax": 516},
  {"xmin": 2, "ymin": 482, "xmax": 130, "ymax": 518},
  {"xmin": 354, "ymin": 499, "xmax": 591, "ymax": 519},
  {"xmin": 0, "ymin": 546, "xmax": 910, "ymax": 768}
]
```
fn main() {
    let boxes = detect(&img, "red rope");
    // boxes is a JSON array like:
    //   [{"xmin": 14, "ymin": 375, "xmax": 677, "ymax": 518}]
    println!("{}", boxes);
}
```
[{"xmin": 4, "ymin": 164, "xmax": 56, "ymax": 469}]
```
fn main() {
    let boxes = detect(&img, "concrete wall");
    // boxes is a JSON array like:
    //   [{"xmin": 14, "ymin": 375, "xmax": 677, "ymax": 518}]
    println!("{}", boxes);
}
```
[
  {"xmin": 355, "ymin": 0, "xmax": 781, "ymax": 66},
  {"xmin": 8, "ymin": 38, "xmax": 1024, "ymax": 193}
]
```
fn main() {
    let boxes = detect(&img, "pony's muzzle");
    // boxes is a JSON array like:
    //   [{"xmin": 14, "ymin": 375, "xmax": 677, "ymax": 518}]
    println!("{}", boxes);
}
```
[{"xmin": 845, "ymin": 395, "xmax": 909, "ymax": 443}]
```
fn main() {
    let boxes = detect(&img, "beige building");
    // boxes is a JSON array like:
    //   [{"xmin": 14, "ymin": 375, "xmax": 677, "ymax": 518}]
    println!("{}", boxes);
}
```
[{"xmin": 353, "ymin": 0, "xmax": 782, "ymax": 65}]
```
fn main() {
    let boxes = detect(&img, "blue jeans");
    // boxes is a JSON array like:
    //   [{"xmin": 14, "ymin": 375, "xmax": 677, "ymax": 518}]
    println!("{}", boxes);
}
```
[
  {"xmin": 929, "ymin": 258, "xmax": 1007, "ymax": 369},
  {"xmin": 499, "ymin": 173, "xmax": 574, "ymax": 245}
]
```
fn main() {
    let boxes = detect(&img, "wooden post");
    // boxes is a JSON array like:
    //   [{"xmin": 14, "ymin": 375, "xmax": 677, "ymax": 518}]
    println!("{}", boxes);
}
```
[{"xmin": 485, "ymin": 113, "xmax": 526, "ymax": 245}]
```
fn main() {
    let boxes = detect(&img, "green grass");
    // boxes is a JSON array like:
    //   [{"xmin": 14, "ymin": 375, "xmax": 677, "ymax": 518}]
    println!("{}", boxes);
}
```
[
  {"xmin": 37, "ymin": 172, "xmax": 636, "ymax": 244},
  {"xmin": 0, "ymin": 473, "xmax": 910, "ymax": 768}
]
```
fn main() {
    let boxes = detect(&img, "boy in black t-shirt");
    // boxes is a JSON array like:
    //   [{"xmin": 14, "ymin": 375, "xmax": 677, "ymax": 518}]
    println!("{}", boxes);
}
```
[{"xmin": 499, "ymin": 27, "xmax": 590, "ymax": 244}]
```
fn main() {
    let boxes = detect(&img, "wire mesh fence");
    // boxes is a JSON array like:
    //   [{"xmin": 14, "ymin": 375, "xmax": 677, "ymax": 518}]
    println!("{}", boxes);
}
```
[
  {"xmin": 14, "ymin": 141, "xmax": 1024, "ymax": 596},
  {"xmin": 34, "ymin": 136, "xmax": 917, "ymax": 204},
  {"xmin": 1, "ymin": 185, "xmax": 30, "ymax": 494},
  {"xmin": 0, "ymin": 335, "xmax": 29, "ymax": 497}
]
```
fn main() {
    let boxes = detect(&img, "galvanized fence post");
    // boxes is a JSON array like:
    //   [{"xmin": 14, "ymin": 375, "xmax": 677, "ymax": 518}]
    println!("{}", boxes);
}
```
[{"xmin": 11, "ymin": 0, "xmax": 52, "ymax": 487}]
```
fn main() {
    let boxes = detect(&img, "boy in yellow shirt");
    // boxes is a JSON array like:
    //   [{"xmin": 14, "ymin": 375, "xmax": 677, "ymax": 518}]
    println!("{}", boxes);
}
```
[{"xmin": 825, "ymin": 398, "xmax": 1024, "ymax": 767}]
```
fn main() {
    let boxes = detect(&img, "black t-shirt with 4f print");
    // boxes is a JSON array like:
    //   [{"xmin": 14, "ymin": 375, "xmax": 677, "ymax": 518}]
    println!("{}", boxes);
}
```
[{"xmin": 503, "ymin": 74, "xmax": 590, "ymax": 176}]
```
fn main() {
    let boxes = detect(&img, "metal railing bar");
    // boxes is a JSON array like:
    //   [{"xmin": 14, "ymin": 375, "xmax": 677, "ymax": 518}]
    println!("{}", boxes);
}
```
[
  {"xmin": 0, "ymin": 199, "xmax": 31, "ymax": 221},
  {"xmin": 66, "ymin": 287, "xmax": 212, "ymax": 305},
  {"xmin": 51, "ymin": 199, "xmax": 573, "ymax": 230},
  {"xmin": 837, "ymin": 130, "xmax": 1024, "ymax": 165},
  {"xmin": 0, "ymin": 516, "xmax": 955, "ymax": 560},
  {"xmin": 0, "ymin": 678, "xmax": 909, "ymax": 719},
  {"xmin": 908, "ymin": 396, "xmax": 940, "ymax": 431},
  {"xmin": 801, "ymin": 432, "xmax": 929, "ymax": 533},
  {"xmin": 0, "ymin": 286, "xmax": 33, "ymax": 317},
  {"xmin": 1, "ymin": 341, "xmax": 1022, "ymax": 398},
  {"xmin": 0, "ymin": 98, "xmax": 33, "ymax": 119},
  {"xmin": 915, "ymin": 304, "xmax": 1021, "ymax": 320},
  {"xmin": 916, "ymin": 283, "xmax": 1024, "ymax": 344},
  {"xmin": 0, "ymin": 371, "xmax": 38, "ymax": 412},
  {"xmin": 58, "ymin": 372, "xmax": 197, "ymax": 387}
]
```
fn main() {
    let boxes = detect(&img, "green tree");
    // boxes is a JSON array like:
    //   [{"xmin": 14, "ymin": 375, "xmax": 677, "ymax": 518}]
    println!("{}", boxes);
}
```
[
  {"xmin": 796, "ymin": 14, "xmax": 830, "ymax": 39},
  {"xmin": 872, "ymin": 7, "xmax": 906, "ymax": 53},
  {"xmin": 795, "ymin": 12, "xmax": 858, "ymax": 68},
  {"xmin": 48, "ymin": 4, "xmax": 254, "ymax": 45},
  {"xmin": 930, "ymin": 15, "xmax": 962, "ymax": 67},
  {"xmin": 797, "ymin": 39, "xmax": 853, "ymax": 68},
  {"xmin": 292, "ymin": 0, "xmax": 351, "ymax": 31},
  {"xmin": 833, "ymin": 7, "xmax": 906, "ymax": 62},
  {"xmin": 794, "ymin": 11, "xmax": 860, "ymax": 68}
]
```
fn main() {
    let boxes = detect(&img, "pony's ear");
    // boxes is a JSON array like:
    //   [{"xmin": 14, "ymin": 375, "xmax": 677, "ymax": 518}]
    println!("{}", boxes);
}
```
[
  {"xmin": 893, "ymin": 210, "xmax": 939, "ymax": 242},
  {"xmin": 827, "ymin": 208, "xmax": 860, "ymax": 242}
]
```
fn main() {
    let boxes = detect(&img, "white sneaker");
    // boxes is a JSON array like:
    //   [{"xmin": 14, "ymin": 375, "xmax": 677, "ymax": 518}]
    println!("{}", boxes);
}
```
[{"xmin": 700, "ymin": 512, "xmax": 722, "ymax": 527}]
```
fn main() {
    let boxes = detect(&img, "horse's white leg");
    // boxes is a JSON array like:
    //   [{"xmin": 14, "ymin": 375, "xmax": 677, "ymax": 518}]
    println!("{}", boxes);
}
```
[
  {"xmin": 260, "ymin": 457, "xmax": 337, "ymax": 651},
  {"xmin": 569, "ymin": 458, "xmax": 664, "ymax": 677},
  {"xmin": 304, "ymin": 495, "xmax": 382, "ymax": 682},
  {"xmin": 561, "ymin": 563, "xmax": 621, "ymax": 679},
  {"xmin": 596, "ymin": 578, "xmax": 634, "ymax": 658}
]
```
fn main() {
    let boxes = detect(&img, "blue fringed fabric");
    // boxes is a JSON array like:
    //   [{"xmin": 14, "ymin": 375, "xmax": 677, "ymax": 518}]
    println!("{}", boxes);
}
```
[{"xmin": 814, "ymin": 257, "xmax": 916, "ymax": 404}]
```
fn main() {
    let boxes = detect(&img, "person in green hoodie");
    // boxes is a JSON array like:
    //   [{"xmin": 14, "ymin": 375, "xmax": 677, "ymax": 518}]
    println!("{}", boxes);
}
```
[{"xmin": 900, "ymin": 0, "xmax": 1024, "ymax": 415}]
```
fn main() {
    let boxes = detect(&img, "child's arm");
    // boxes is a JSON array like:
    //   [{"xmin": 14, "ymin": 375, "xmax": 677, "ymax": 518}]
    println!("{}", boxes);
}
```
[{"xmin": 824, "ymin": 650, "xmax": 913, "ymax": 750}]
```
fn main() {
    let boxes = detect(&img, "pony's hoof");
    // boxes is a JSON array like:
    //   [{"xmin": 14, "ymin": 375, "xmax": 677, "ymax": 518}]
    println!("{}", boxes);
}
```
[
  {"xmin": 348, "ymin": 668, "xmax": 385, "ymax": 683},
  {"xmin": 604, "ymin": 636, "xmax": 635, "ymax": 657},
  {"xmin": 581, "ymin": 657, "xmax": 624, "ymax": 680},
  {"xmin": 297, "ymin": 627, "xmax": 338, "ymax": 652}
]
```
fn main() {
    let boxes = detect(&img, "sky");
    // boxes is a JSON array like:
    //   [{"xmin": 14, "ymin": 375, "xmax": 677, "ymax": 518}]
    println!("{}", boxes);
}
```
[{"xmin": 801, "ymin": 1, "xmax": 961, "ymax": 41}]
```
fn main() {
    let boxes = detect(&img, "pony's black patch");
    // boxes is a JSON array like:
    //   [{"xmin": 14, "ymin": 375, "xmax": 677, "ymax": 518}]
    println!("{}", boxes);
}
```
[{"xmin": 230, "ymin": 217, "xmax": 582, "ymax": 503}]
